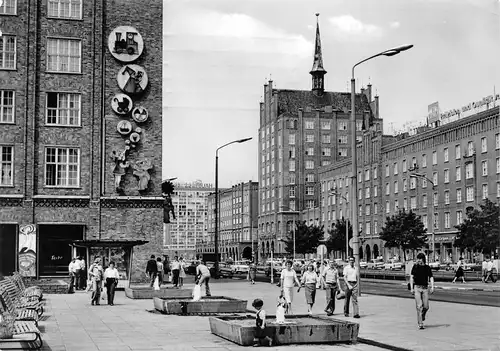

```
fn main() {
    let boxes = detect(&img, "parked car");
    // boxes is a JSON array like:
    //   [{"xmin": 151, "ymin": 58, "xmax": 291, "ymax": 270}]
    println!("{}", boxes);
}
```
[
  {"xmin": 367, "ymin": 258, "xmax": 385, "ymax": 270},
  {"xmin": 231, "ymin": 261, "xmax": 250, "ymax": 274},
  {"xmin": 359, "ymin": 260, "xmax": 368, "ymax": 269},
  {"xmin": 383, "ymin": 259, "xmax": 403, "ymax": 270},
  {"xmin": 334, "ymin": 259, "xmax": 349, "ymax": 271},
  {"xmin": 218, "ymin": 262, "xmax": 234, "ymax": 278},
  {"xmin": 428, "ymin": 261, "xmax": 441, "ymax": 271}
]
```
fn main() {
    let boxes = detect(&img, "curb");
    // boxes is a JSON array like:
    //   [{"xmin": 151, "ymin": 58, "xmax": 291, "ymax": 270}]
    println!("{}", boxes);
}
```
[
  {"xmin": 357, "ymin": 337, "xmax": 413, "ymax": 351},
  {"xmin": 366, "ymin": 279, "xmax": 498, "ymax": 292}
]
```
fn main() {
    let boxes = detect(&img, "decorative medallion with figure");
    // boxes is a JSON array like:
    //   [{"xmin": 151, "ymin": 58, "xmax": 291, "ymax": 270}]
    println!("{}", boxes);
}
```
[
  {"xmin": 117, "ymin": 65, "xmax": 149, "ymax": 95},
  {"xmin": 117, "ymin": 120, "xmax": 133, "ymax": 135},
  {"xmin": 111, "ymin": 93, "xmax": 133, "ymax": 115},
  {"xmin": 131, "ymin": 106, "xmax": 149, "ymax": 123},
  {"xmin": 108, "ymin": 26, "xmax": 144, "ymax": 62}
]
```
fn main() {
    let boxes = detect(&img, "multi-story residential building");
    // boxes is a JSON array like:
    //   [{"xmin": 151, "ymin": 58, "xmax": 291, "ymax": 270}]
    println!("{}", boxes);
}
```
[
  {"xmin": 163, "ymin": 181, "xmax": 213, "ymax": 260},
  {"xmin": 320, "ymin": 105, "xmax": 500, "ymax": 262},
  {"xmin": 257, "ymin": 16, "xmax": 381, "ymax": 259},
  {"xmin": 199, "ymin": 181, "xmax": 258, "ymax": 262},
  {"xmin": 0, "ymin": 0, "xmax": 163, "ymax": 280}
]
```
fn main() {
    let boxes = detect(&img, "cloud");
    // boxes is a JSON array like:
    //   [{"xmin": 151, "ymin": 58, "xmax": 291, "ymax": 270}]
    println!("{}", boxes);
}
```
[
  {"xmin": 390, "ymin": 21, "xmax": 401, "ymax": 28},
  {"xmin": 329, "ymin": 15, "xmax": 383, "ymax": 40}
]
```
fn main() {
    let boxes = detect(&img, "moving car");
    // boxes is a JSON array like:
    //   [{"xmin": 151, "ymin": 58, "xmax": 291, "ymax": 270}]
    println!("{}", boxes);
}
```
[
  {"xmin": 383, "ymin": 259, "xmax": 403, "ymax": 270},
  {"xmin": 367, "ymin": 258, "xmax": 385, "ymax": 270}
]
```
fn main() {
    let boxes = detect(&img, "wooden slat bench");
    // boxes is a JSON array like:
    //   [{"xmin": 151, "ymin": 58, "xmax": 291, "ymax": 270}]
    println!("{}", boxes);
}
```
[
  {"xmin": 10, "ymin": 273, "xmax": 43, "ymax": 301},
  {"xmin": 0, "ymin": 288, "xmax": 39, "ymax": 326},
  {"xmin": 0, "ymin": 281, "xmax": 44, "ymax": 318},
  {"xmin": 0, "ymin": 319, "xmax": 43, "ymax": 350}
]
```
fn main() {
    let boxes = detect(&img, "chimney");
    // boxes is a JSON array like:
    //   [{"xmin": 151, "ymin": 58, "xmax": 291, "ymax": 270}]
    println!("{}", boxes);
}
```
[{"xmin": 366, "ymin": 84, "xmax": 372, "ymax": 102}]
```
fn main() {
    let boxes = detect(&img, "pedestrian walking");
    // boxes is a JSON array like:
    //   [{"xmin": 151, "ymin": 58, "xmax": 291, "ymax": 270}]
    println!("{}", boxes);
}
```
[
  {"xmin": 322, "ymin": 260, "xmax": 342, "ymax": 316},
  {"xmin": 482, "ymin": 257, "xmax": 489, "ymax": 283},
  {"xmin": 249, "ymin": 262, "xmax": 257, "ymax": 284},
  {"xmin": 171, "ymin": 256, "xmax": 180, "ymax": 287},
  {"xmin": 67, "ymin": 257, "xmax": 77, "ymax": 294},
  {"xmin": 78, "ymin": 256, "xmax": 87, "ymax": 290},
  {"xmin": 300, "ymin": 264, "xmax": 318, "ymax": 315},
  {"xmin": 280, "ymin": 260, "xmax": 301, "ymax": 315},
  {"xmin": 410, "ymin": 252, "xmax": 434, "ymax": 329},
  {"xmin": 156, "ymin": 257, "xmax": 164, "ymax": 287},
  {"xmin": 343, "ymin": 257, "xmax": 360, "ymax": 318},
  {"xmin": 251, "ymin": 298, "xmax": 273, "ymax": 347},
  {"xmin": 74, "ymin": 256, "xmax": 82, "ymax": 290},
  {"xmin": 178, "ymin": 257, "xmax": 186, "ymax": 287},
  {"xmin": 452, "ymin": 257, "xmax": 466, "ymax": 283},
  {"xmin": 89, "ymin": 257, "xmax": 104, "ymax": 306},
  {"xmin": 196, "ymin": 261, "xmax": 212, "ymax": 297},
  {"xmin": 104, "ymin": 261, "xmax": 119, "ymax": 306},
  {"xmin": 484, "ymin": 256, "xmax": 497, "ymax": 283},
  {"xmin": 145, "ymin": 255, "xmax": 158, "ymax": 288}
]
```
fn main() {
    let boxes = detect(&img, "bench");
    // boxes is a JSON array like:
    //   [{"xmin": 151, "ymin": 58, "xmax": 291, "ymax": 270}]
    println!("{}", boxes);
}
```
[
  {"xmin": 10, "ymin": 273, "xmax": 43, "ymax": 301},
  {"xmin": 0, "ymin": 318, "xmax": 43, "ymax": 350},
  {"xmin": 0, "ymin": 281, "xmax": 44, "ymax": 318},
  {"xmin": 0, "ymin": 288, "xmax": 39, "ymax": 326}
]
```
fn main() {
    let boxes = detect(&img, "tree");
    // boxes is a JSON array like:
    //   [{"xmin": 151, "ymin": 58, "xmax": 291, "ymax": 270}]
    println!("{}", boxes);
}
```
[
  {"xmin": 454, "ymin": 199, "xmax": 500, "ymax": 255},
  {"xmin": 326, "ymin": 218, "xmax": 353, "ymax": 259},
  {"xmin": 283, "ymin": 221, "xmax": 324, "ymax": 256},
  {"xmin": 379, "ymin": 210, "xmax": 428, "ymax": 261}
]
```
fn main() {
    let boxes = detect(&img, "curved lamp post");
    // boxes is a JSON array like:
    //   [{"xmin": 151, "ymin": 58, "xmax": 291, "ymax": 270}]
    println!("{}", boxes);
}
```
[
  {"xmin": 351, "ymin": 44, "xmax": 413, "ymax": 290},
  {"xmin": 215, "ymin": 137, "xmax": 252, "ymax": 278}
]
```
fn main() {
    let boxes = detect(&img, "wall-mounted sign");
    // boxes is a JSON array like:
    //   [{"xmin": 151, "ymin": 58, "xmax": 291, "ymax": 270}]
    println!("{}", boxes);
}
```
[
  {"xmin": 117, "ymin": 120, "xmax": 133, "ymax": 135},
  {"xmin": 117, "ymin": 65, "xmax": 148, "ymax": 95},
  {"xmin": 108, "ymin": 26, "xmax": 144, "ymax": 62},
  {"xmin": 111, "ymin": 93, "xmax": 133, "ymax": 115},
  {"xmin": 131, "ymin": 106, "xmax": 149, "ymax": 123}
]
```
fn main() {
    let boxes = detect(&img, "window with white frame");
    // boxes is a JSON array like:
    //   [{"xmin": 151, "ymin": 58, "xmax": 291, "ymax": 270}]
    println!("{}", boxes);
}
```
[
  {"xmin": 481, "ymin": 160, "xmax": 488, "ymax": 176},
  {"xmin": 356, "ymin": 121, "xmax": 363, "ymax": 131},
  {"xmin": 444, "ymin": 190, "xmax": 450, "ymax": 205},
  {"xmin": 306, "ymin": 200, "xmax": 314, "ymax": 209},
  {"xmin": 455, "ymin": 145, "xmax": 461, "ymax": 159},
  {"xmin": 1, "ymin": 145, "xmax": 13, "ymax": 186},
  {"xmin": 433, "ymin": 213, "xmax": 439, "ymax": 229},
  {"xmin": 466, "ymin": 186, "xmax": 474, "ymax": 202},
  {"xmin": 394, "ymin": 181, "xmax": 398, "ymax": 193},
  {"xmin": 393, "ymin": 162, "xmax": 398, "ymax": 175},
  {"xmin": 305, "ymin": 173, "xmax": 314, "ymax": 182},
  {"xmin": 444, "ymin": 212, "xmax": 450, "ymax": 229},
  {"xmin": 432, "ymin": 151, "xmax": 437, "ymax": 165},
  {"xmin": 465, "ymin": 163, "xmax": 473, "ymax": 179},
  {"xmin": 338, "ymin": 135, "xmax": 348, "ymax": 144},
  {"xmin": 403, "ymin": 159, "xmax": 407, "ymax": 172},
  {"xmin": 289, "ymin": 173, "xmax": 295, "ymax": 184},
  {"xmin": 403, "ymin": 198, "xmax": 407, "ymax": 210},
  {"xmin": 422, "ymin": 178, "xmax": 427, "ymax": 188},
  {"xmin": 306, "ymin": 186, "xmax": 314, "ymax": 195},
  {"xmin": 0, "ymin": 90, "xmax": 15, "ymax": 123},
  {"xmin": 456, "ymin": 166, "xmax": 461, "ymax": 181},
  {"xmin": 0, "ymin": 0, "xmax": 17, "ymax": 14},
  {"xmin": 305, "ymin": 134, "xmax": 314, "ymax": 143},
  {"xmin": 386, "ymin": 201, "xmax": 390, "ymax": 213},
  {"xmin": 433, "ymin": 172, "xmax": 438, "ymax": 186},
  {"xmin": 365, "ymin": 204, "xmax": 370, "ymax": 216},
  {"xmin": 457, "ymin": 188, "xmax": 462, "ymax": 203},
  {"xmin": 358, "ymin": 189, "xmax": 362, "ymax": 200},
  {"xmin": 374, "ymin": 203, "xmax": 378, "ymax": 214},
  {"xmin": 289, "ymin": 134, "xmax": 295, "ymax": 145},
  {"xmin": 365, "ymin": 169, "xmax": 370, "ymax": 181},
  {"xmin": 46, "ymin": 92, "xmax": 81, "ymax": 126},
  {"xmin": 0, "ymin": 35, "xmax": 16, "ymax": 69},
  {"xmin": 422, "ymin": 154, "xmax": 427, "ymax": 168},
  {"xmin": 385, "ymin": 183, "xmax": 390, "ymax": 195},
  {"xmin": 321, "ymin": 121, "xmax": 331, "ymax": 130},
  {"xmin": 322, "ymin": 134, "xmax": 331, "ymax": 143},
  {"xmin": 358, "ymin": 222, "xmax": 363, "ymax": 233},
  {"xmin": 394, "ymin": 200, "xmax": 399, "ymax": 211},
  {"xmin": 365, "ymin": 187, "xmax": 370, "ymax": 198},
  {"xmin": 403, "ymin": 178, "xmax": 407, "ymax": 192},
  {"xmin": 45, "ymin": 147, "xmax": 79, "ymax": 187},
  {"xmin": 456, "ymin": 211, "xmax": 463, "ymax": 225},
  {"xmin": 322, "ymin": 147, "xmax": 331, "ymax": 156},
  {"xmin": 374, "ymin": 185, "xmax": 378, "ymax": 197},
  {"xmin": 338, "ymin": 148, "xmax": 347, "ymax": 156},
  {"xmin": 481, "ymin": 137, "xmax": 487, "ymax": 153},
  {"xmin": 444, "ymin": 169, "xmax": 449, "ymax": 183},
  {"xmin": 305, "ymin": 147, "xmax": 314, "ymax": 156},
  {"xmin": 422, "ymin": 215, "xmax": 428, "ymax": 230},
  {"xmin": 385, "ymin": 165, "xmax": 389, "ymax": 177},
  {"xmin": 46, "ymin": 38, "xmax": 81, "ymax": 73},
  {"xmin": 289, "ymin": 146, "xmax": 295, "ymax": 158},
  {"xmin": 497, "ymin": 158, "xmax": 500, "ymax": 174},
  {"xmin": 433, "ymin": 192, "xmax": 438, "ymax": 207},
  {"xmin": 290, "ymin": 201, "xmax": 296, "ymax": 211},
  {"xmin": 422, "ymin": 194, "xmax": 427, "ymax": 208},
  {"xmin": 373, "ymin": 167, "xmax": 378, "ymax": 179},
  {"xmin": 289, "ymin": 160, "xmax": 295, "ymax": 171},
  {"xmin": 374, "ymin": 221, "xmax": 378, "ymax": 235},
  {"xmin": 305, "ymin": 160, "xmax": 314, "ymax": 169},
  {"xmin": 305, "ymin": 120, "xmax": 314, "ymax": 129},
  {"xmin": 365, "ymin": 222, "xmax": 371, "ymax": 235},
  {"xmin": 410, "ymin": 196, "xmax": 416, "ymax": 210},
  {"xmin": 467, "ymin": 141, "xmax": 474, "ymax": 156},
  {"xmin": 482, "ymin": 184, "xmax": 488, "ymax": 200},
  {"xmin": 496, "ymin": 134, "xmax": 500, "ymax": 149},
  {"xmin": 289, "ymin": 187, "xmax": 295, "ymax": 197},
  {"xmin": 48, "ymin": 0, "xmax": 82, "ymax": 19},
  {"xmin": 444, "ymin": 148, "xmax": 449, "ymax": 162},
  {"xmin": 338, "ymin": 121, "xmax": 347, "ymax": 130},
  {"xmin": 497, "ymin": 183, "xmax": 500, "ymax": 198},
  {"xmin": 410, "ymin": 177, "xmax": 416, "ymax": 189},
  {"xmin": 411, "ymin": 157, "xmax": 417, "ymax": 169}
]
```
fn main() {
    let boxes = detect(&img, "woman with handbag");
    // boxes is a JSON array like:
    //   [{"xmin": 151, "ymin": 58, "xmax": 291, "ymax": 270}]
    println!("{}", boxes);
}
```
[
  {"xmin": 300, "ymin": 264, "xmax": 318, "ymax": 315},
  {"xmin": 104, "ymin": 261, "xmax": 120, "ymax": 306},
  {"xmin": 89, "ymin": 257, "xmax": 104, "ymax": 306},
  {"xmin": 322, "ymin": 260, "xmax": 342, "ymax": 316}
]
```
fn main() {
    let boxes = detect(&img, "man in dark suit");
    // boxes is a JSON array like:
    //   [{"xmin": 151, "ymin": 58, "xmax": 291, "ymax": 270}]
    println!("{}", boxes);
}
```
[{"xmin": 146, "ymin": 255, "xmax": 158, "ymax": 287}]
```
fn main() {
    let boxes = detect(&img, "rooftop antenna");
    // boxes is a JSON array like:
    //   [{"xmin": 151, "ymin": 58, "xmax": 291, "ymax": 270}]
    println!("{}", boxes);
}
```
[
  {"xmin": 269, "ymin": 73, "xmax": 273, "ymax": 81},
  {"xmin": 368, "ymin": 76, "xmax": 371, "ymax": 85}
]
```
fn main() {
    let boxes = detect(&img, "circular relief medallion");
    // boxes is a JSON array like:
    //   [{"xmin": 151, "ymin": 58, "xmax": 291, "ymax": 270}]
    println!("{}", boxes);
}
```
[
  {"xmin": 117, "ymin": 120, "xmax": 133, "ymax": 135},
  {"xmin": 131, "ymin": 106, "xmax": 149, "ymax": 123},
  {"xmin": 130, "ymin": 132, "xmax": 141, "ymax": 143},
  {"xmin": 108, "ymin": 26, "xmax": 144, "ymax": 62},
  {"xmin": 117, "ymin": 65, "xmax": 149, "ymax": 95},
  {"xmin": 111, "ymin": 93, "xmax": 133, "ymax": 115}
]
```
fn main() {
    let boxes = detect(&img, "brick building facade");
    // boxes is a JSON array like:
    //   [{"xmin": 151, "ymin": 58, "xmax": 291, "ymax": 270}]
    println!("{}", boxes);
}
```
[{"xmin": 0, "ymin": 0, "xmax": 163, "ymax": 281}]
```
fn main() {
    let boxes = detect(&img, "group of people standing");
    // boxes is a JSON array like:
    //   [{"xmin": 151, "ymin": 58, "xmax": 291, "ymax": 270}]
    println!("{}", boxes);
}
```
[
  {"xmin": 145, "ymin": 255, "xmax": 187, "ymax": 288},
  {"xmin": 67, "ymin": 256, "xmax": 86, "ymax": 293}
]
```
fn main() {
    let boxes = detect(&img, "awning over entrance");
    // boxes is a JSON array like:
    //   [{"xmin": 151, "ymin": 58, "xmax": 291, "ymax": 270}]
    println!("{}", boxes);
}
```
[{"xmin": 71, "ymin": 240, "xmax": 148, "ymax": 247}]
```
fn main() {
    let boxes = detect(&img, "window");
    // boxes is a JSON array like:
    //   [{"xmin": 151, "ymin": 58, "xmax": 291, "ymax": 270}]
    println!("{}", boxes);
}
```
[
  {"xmin": 402, "ymin": 159, "xmax": 407, "ymax": 172},
  {"xmin": 403, "ymin": 198, "xmax": 407, "ymax": 210},
  {"xmin": 365, "ymin": 187, "xmax": 370, "ymax": 199},
  {"xmin": 455, "ymin": 145, "xmax": 461, "ymax": 159},
  {"xmin": 433, "ymin": 172, "xmax": 438, "ymax": 186},
  {"xmin": 422, "ymin": 215, "xmax": 428, "ymax": 230},
  {"xmin": 496, "ymin": 134, "xmax": 500, "ymax": 150},
  {"xmin": 358, "ymin": 189, "xmax": 362, "ymax": 200},
  {"xmin": 289, "ymin": 146, "xmax": 295, "ymax": 158},
  {"xmin": 305, "ymin": 147, "xmax": 314, "ymax": 156},
  {"xmin": 322, "ymin": 148, "xmax": 331, "ymax": 156},
  {"xmin": 385, "ymin": 183, "xmax": 390, "ymax": 195},
  {"xmin": 305, "ymin": 120, "xmax": 314, "ymax": 129},
  {"xmin": 433, "ymin": 213, "xmax": 439, "ymax": 230},
  {"xmin": 338, "ymin": 148, "xmax": 347, "ymax": 156},
  {"xmin": 338, "ymin": 135, "xmax": 348, "ymax": 144},
  {"xmin": 365, "ymin": 222, "xmax": 371, "ymax": 235},
  {"xmin": 467, "ymin": 141, "xmax": 474, "ymax": 156},
  {"xmin": 482, "ymin": 184, "xmax": 488, "ymax": 200},
  {"xmin": 497, "ymin": 183, "xmax": 500, "ymax": 198},
  {"xmin": 0, "ymin": 35, "xmax": 16, "ymax": 69},
  {"xmin": 374, "ymin": 221, "xmax": 378, "ymax": 235},
  {"xmin": 46, "ymin": 38, "xmax": 81, "ymax": 73},
  {"xmin": 46, "ymin": 92, "xmax": 81, "ymax": 126},
  {"xmin": 306, "ymin": 174, "xmax": 314, "ymax": 182},
  {"xmin": 305, "ymin": 134, "xmax": 314, "ymax": 143},
  {"xmin": 497, "ymin": 158, "xmax": 500, "ymax": 174},
  {"xmin": 373, "ymin": 168, "xmax": 378, "ymax": 179},
  {"xmin": 48, "ymin": 0, "xmax": 82, "ymax": 19},
  {"xmin": 0, "ymin": 0, "xmax": 16, "ymax": 14},
  {"xmin": 444, "ymin": 212, "xmax": 450, "ymax": 229},
  {"xmin": 410, "ymin": 177, "xmax": 416, "ymax": 189},
  {"xmin": 356, "ymin": 121, "xmax": 363, "ymax": 131},
  {"xmin": 306, "ymin": 186, "xmax": 314, "ymax": 195},
  {"xmin": 394, "ymin": 200, "xmax": 399, "ymax": 211},
  {"xmin": 393, "ymin": 163, "xmax": 398, "ymax": 175},
  {"xmin": 403, "ymin": 178, "xmax": 407, "ymax": 192},
  {"xmin": 433, "ymin": 192, "xmax": 438, "ymax": 207},
  {"xmin": 456, "ymin": 211, "xmax": 463, "ymax": 225},
  {"xmin": 338, "ymin": 121, "xmax": 347, "ymax": 130},
  {"xmin": 444, "ymin": 190, "xmax": 450, "ymax": 205},
  {"xmin": 410, "ymin": 196, "xmax": 416, "ymax": 210},
  {"xmin": 466, "ymin": 186, "xmax": 474, "ymax": 202},
  {"xmin": 289, "ymin": 173, "xmax": 295, "ymax": 184},
  {"xmin": 411, "ymin": 157, "xmax": 417, "ymax": 170},
  {"xmin": 481, "ymin": 160, "xmax": 488, "ymax": 176},
  {"xmin": 0, "ymin": 90, "xmax": 15, "ymax": 123},
  {"xmin": 385, "ymin": 165, "xmax": 389, "ymax": 177},
  {"xmin": 1, "ymin": 145, "xmax": 13, "ymax": 186},
  {"xmin": 45, "ymin": 147, "xmax": 80, "ymax": 187},
  {"xmin": 365, "ymin": 169, "xmax": 370, "ymax": 181},
  {"xmin": 481, "ymin": 137, "xmax": 487, "ymax": 153},
  {"xmin": 444, "ymin": 169, "xmax": 449, "ymax": 183},
  {"xmin": 289, "ymin": 187, "xmax": 295, "ymax": 197},
  {"xmin": 394, "ymin": 181, "xmax": 398, "ymax": 194},
  {"xmin": 457, "ymin": 188, "xmax": 462, "ymax": 203},
  {"xmin": 289, "ymin": 160, "xmax": 295, "ymax": 171},
  {"xmin": 456, "ymin": 166, "xmax": 461, "ymax": 181},
  {"xmin": 322, "ymin": 134, "xmax": 331, "ymax": 143},
  {"xmin": 306, "ymin": 200, "xmax": 314, "ymax": 209},
  {"xmin": 289, "ymin": 134, "xmax": 295, "ymax": 145},
  {"xmin": 465, "ymin": 163, "xmax": 473, "ymax": 179},
  {"xmin": 321, "ymin": 121, "xmax": 331, "ymax": 130},
  {"xmin": 432, "ymin": 151, "xmax": 437, "ymax": 165},
  {"xmin": 444, "ymin": 148, "xmax": 449, "ymax": 162},
  {"xmin": 374, "ymin": 203, "xmax": 378, "ymax": 214},
  {"xmin": 365, "ymin": 205, "xmax": 370, "ymax": 216},
  {"xmin": 386, "ymin": 201, "xmax": 390, "ymax": 213},
  {"xmin": 305, "ymin": 160, "xmax": 314, "ymax": 169},
  {"xmin": 422, "ymin": 178, "xmax": 427, "ymax": 188},
  {"xmin": 422, "ymin": 154, "xmax": 427, "ymax": 168},
  {"xmin": 422, "ymin": 194, "xmax": 427, "ymax": 208},
  {"xmin": 373, "ymin": 185, "xmax": 378, "ymax": 197}
]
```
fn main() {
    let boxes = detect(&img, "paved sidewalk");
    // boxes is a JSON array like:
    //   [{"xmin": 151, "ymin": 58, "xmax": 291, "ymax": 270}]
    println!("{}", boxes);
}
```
[
  {"xmin": 4, "ymin": 281, "xmax": 499, "ymax": 351},
  {"xmin": 364, "ymin": 278, "xmax": 500, "ymax": 291}
]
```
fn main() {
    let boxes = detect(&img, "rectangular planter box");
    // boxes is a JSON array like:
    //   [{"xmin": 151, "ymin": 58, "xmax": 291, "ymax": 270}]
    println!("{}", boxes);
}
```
[
  {"xmin": 125, "ymin": 287, "xmax": 192, "ymax": 299},
  {"xmin": 209, "ymin": 315, "xmax": 359, "ymax": 346},
  {"xmin": 153, "ymin": 296, "xmax": 247, "ymax": 314}
]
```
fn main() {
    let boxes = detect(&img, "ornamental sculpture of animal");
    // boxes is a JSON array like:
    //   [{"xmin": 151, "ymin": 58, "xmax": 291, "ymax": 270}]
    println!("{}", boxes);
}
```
[{"xmin": 132, "ymin": 158, "xmax": 153, "ymax": 191}]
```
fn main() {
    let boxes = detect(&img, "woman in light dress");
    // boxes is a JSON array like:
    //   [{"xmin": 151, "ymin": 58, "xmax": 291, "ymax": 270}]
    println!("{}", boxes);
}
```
[
  {"xmin": 279, "ymin": 260, "xmax": 301, "ymax": 314},
  {"xmin": 300, "ymin": 264, "xmax": 318, "ymax": 315},
  {"xmin": 178, "ymin": 257, "xmax": 186, "ymax": 287}
]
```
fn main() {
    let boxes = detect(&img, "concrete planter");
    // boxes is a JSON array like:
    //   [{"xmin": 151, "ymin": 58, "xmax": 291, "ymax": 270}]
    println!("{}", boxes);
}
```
[
  {"xmin": 125, "ymin": 286, "xmax": 192, "ymax": 299},
  {"xmin": 209, "ymin": 315, "xmax": 359, "ymax": 346},
  {"xmin": 153, "ymin": 296, "xmax": 247, "ymax": 315}
]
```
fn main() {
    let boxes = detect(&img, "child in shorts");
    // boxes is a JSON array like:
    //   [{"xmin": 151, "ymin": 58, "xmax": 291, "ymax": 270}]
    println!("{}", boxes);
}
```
[{"xmin": 252, "ymin": 298, "xmax": 273, "ymax": 347}]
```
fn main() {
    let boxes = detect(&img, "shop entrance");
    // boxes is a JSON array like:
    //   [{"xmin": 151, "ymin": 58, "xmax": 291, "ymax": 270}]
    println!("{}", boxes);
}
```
[
  {"xmin": 0, "ymin": 224, "xmax": 17, "ymax": 276},
  {"xmin": 38, "ymin": 224, "xmax": 84, "ymax": 276}
]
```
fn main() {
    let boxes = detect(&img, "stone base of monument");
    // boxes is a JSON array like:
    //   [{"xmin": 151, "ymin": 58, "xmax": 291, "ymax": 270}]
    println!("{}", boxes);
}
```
[
  {"xmin": 153, "ymin": 296, "xmax": 247, "ymax": 315},
  {"xmin": 125, "ymin": 286, "xmax": 192, "ymax": 299},
  {"xmin": 209, "ymin": 314, "xmax": 359, "ymax": 346}
]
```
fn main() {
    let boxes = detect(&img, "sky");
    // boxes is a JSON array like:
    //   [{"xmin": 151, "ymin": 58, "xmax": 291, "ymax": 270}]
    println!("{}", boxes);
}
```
[{"xmin": 162, "ymin": 0, "xmax": 500, "ymax": 188}]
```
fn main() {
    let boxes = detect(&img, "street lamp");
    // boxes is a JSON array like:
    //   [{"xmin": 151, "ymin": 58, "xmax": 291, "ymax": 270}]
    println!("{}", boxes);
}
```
[
  {"xmin": 351, "ymin": 44, "xmax": 413, "ymax": 285},
  {"xmin": 215, "ymin": 137, "xmax": 252, "ymax": 278},
  {"xmin": 330, "ymin": 191, "xmax": 350, "ymax": 260}
]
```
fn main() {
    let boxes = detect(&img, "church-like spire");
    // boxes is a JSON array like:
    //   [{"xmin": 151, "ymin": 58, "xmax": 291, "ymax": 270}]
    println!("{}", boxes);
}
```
[{"xmin": 310, "ymin": 13, "xmax": 327, "ymax": 94}]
